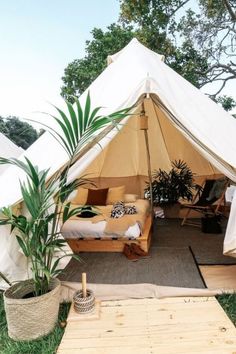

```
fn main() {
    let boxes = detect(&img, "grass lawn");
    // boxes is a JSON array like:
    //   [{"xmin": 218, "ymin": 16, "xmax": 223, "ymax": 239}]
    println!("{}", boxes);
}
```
[
  {"xmin": 1, "ymin": 290, "xmax": 236, "ymax": 354},
  {"xmin": 0, "ymin": 291, "xmax": 70, "ymax": 354},
  {"xmin": 217, "ymin": 293, "xmax": 236, "ymax": 326}
]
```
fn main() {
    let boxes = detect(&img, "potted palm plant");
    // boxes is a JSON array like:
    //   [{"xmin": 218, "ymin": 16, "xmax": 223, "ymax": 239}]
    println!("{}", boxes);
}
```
[
  {"xmin": 145, "ymin": 160, "xmax": 197, "ymax": 217},
  {"xmin": 0, "ymin": 93, "xmax": 130, "ymax": 340}
]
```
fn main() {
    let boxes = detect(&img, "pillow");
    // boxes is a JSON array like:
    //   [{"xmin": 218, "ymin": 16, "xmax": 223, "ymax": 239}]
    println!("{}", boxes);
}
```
[
  {"xmin": 125, "ymin": 205, "xmax": 137, "ymax": 215},
  {"xmin": 76, "ymin": 206, "xmax": 97, "ymax": 218},
  {"xmin": 110, "ymin": 201, "xmax": 125, "ymax": 218},
  {"xmin": 106, "ymin": 186, "xmax": 125, "ymax": 205},
  {"xmin": 71, "ymin": 187, "xmax": 88, "ymax": 205},
  {"xmin": 86, "ymin": 188, "xmax": 109, "ymax": 206},
  {"xmin": 124, "ymin": 193, "xmax": 138, "ymax": 203}
]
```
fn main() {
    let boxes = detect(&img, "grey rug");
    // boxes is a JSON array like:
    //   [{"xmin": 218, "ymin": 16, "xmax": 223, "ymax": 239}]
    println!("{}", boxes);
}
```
[
  {"xmin": 152, "ymin": 218, "xmax": 236, "ymax": 265},
  {"xmin": 60, "ymin": 246, "xmax": 205, "ymax": 289}
]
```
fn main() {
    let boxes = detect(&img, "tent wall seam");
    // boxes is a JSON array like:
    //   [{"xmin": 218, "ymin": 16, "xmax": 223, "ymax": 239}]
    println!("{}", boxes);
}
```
[{"xmin": 152, "ymin": 99, "xmax": 172, "ymax": 170}]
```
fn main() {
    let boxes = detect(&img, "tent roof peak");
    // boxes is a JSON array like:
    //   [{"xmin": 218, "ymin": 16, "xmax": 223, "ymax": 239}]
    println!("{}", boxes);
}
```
[{"xmin": 107, "ymin": 38, "xmax": 165, "ymax": 65}]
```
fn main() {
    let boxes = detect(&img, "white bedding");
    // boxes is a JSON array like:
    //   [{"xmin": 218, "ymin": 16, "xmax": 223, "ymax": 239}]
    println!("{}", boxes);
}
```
[
  {"xmin": 61, "ymin": 199, "xmax": 149, "ymax": 240},
  {"xmin": 61, "ymin": 220, "xmax": 141, "ymax": 239}
]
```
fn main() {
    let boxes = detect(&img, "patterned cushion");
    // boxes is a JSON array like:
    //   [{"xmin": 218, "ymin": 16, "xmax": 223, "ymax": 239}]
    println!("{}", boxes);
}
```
[
  {"xmin": 114, "ymin": 201, "xmax": 125, "ymax": 208},
  {"xmin": 110, "ymin": 201, "xmax": 138, "ymax": 218},
  {"xmin": 110, "ymin": 201, "xmax": 125, "ymax": 218},
  {"xmin": 125, "ymin": 205, "xmax": 137, "ymax": 215}
]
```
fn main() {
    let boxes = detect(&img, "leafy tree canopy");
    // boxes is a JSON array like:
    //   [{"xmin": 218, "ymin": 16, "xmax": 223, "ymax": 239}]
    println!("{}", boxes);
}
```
[
  {"xmin": 61, "ymin": 0, "xmax": 236, "ymax": 110},
  {"xmin": 61, "ymin": 24, "xmax": 134, "ymax": 101},
  {"xmin": 0, "ymin": 117, "xmax": 9, "ymax": 136},
  {"xmin": 217, "ymin": 95, "xmax": 236, "ymax": 112},
  {"xmin": 178, "ymin": 0, "xmax": 236, "ymax": 102},
  {"xmin": 0, "ymin": 116, "xmax": 39, "ymax": 149}
]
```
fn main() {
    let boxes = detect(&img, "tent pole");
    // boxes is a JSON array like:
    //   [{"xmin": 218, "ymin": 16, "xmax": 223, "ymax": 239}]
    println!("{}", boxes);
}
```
[
  {"xmin": 140, "ymin": 102, "xmax": 153, "ymax": 213},
  {"xmin": 144, "ymin": 129, "xmax": 153, "ymax": 212}
]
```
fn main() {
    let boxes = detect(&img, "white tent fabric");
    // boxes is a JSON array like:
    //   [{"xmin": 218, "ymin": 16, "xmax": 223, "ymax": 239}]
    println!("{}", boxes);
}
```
[
  {"xmin": 107, "ymin": 41, "xmax": 165, "ymax": 65},
  {"xmin": 224, "ymin": 188, "xmax": 236, "ymax": 257},
  {"xmin": 1, "ymin": 38, "xmax": 236, "ymax": 287},
  {"xmin": 0, "ymin": 132, "xmax": 23, "ymax": 174}
]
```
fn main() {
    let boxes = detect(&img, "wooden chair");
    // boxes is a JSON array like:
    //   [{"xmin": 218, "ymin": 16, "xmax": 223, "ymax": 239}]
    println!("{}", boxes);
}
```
[{"xmin": 181, "ymin": 177, "xmax": 229, "ymax": 227}]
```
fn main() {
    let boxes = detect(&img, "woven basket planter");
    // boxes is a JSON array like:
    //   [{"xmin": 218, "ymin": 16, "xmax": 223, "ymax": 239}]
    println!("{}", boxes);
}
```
[
  {"xmin": 4, "ymin": 278, "xmax": 61, "ymax": 341},
  {"xmin": 73, "ymin": 289, "xmax": 95, "ymax": 314}
]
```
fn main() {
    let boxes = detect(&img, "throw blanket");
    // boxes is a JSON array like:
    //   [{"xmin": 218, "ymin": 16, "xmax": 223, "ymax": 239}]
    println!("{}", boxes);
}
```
[
  {"xmin": 104, "ymin": 213, "xmax": 146, "ymax": 236},
  {"xmin": 68, "ymin": 199, "xmax": 150, "ymax": 236}
]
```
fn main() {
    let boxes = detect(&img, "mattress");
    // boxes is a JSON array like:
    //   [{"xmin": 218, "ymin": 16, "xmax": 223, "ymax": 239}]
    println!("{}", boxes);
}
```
[{"xmin": 61, "ymin": 199, "xmax": 149, "ymax": 240}]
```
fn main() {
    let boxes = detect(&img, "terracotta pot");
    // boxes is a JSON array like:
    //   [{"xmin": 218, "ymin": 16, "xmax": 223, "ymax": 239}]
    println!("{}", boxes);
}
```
[
  {"xmin": 162, "ymin": 203, "xmax": 181, "ymax": 218},
  {"xmin": 4, "ymin": 278, "xmax": 61, "ymax": 341}
]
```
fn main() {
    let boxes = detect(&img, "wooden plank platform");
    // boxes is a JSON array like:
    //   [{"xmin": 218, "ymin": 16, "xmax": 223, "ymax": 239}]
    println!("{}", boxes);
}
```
[
  {"xmin": 200, "ymin": 265, "xmax": 236, "ymax": 290},
  {"xmin": 57, "ymin": 297, "xmax": 236, "ymax": 353}
]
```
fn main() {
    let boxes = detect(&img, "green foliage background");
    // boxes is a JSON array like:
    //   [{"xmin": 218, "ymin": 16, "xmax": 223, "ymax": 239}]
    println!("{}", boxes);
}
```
[
  {"xmin": 61, "ymin": 0, "xmax": 236, "ymax": 111},
  {"xmin": 0, "ymin": 116, "xmax": 39, "ymax": 150}
]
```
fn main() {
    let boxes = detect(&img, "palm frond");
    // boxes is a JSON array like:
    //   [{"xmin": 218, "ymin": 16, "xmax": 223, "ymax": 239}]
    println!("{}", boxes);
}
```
[
  {"xmin": 53, "ymin": 105, "xmax": 76, "ymax": 148},
  {"xmin": 66, "ymin": 101, "xmax": 79, "ymax": 142},
  {"xmin": 74, "ymin": 96, "xmax": 83, "ymax": 138},
  {"xmin": 0, "ymin": 92, "xmax": 131, "ymax": 295}
]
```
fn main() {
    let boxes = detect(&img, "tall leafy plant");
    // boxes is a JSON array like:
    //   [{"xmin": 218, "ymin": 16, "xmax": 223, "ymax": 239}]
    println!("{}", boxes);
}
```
[
  {"xmin": 146, "ymin": 160, "xmax": 197, "ymax": 205},
  {"xmin": 0, "ymin": 93, "xmax": 130, "ymax": 296}
]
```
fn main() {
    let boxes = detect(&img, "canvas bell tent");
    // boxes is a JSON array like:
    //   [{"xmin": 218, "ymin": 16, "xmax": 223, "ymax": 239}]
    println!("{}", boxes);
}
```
[
  {"xmin": 0, "ymin": 132, "xmax": 23, "ymax": 174},
  {"xmin": 1, "ymin": 38, "xmax": 236, "ymax": 287}
]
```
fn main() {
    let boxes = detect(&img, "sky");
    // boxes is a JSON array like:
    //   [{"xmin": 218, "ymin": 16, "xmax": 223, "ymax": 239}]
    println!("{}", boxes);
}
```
[
  {"xmin": 0, "ymin": 0, "xmax": 120, "ymax": 127},
  {"xmin": 0, "ymin": 0, "xmax": 235, "ymax": 129}
]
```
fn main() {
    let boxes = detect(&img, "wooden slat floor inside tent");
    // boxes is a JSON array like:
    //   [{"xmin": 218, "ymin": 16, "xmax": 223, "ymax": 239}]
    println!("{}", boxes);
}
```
[{"xmin": 57, "ymin": 297, "xmax": 236, "ymax": 354}]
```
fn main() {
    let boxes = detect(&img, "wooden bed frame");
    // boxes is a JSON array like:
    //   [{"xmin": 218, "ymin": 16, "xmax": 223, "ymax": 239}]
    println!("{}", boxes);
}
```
[{"xmin": 66, "ymin": 214, "xmax": 152, "ymax": 253}]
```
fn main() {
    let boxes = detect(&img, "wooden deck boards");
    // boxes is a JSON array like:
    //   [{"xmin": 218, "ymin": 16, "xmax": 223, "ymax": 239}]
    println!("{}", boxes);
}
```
[
  {"xmin": 57, "ymin": 297, "xmax": 236, "ymax": 354},
  {"xmin": 200, "ymin": 265, "xmax": 236, "ymax": 290}
]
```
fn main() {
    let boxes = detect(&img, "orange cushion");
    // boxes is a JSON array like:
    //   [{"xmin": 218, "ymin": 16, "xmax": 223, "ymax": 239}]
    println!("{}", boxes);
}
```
[
  {"xmin": 106, "ymin": 186, "xmax": 125, "ymax": 205},
  {"xmin": 71, "ymin": 187, "xmax": 88, "ymax": 205}
]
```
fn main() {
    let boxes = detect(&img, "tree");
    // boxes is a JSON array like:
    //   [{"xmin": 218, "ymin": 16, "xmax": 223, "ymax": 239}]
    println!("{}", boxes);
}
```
[
  {"xmin": 217, "ymin": 95, "xmax": 236, "ymax": 111},
  {"xmin": 61, "ymin": 0, "xmax": 235, "ymax": 110},
  {"xmin": 61, "ymin": 1, "xmax": 210, "ymax": 100},
  {"xmin": 61, "ymin": 24, "xmax": 134, "ymax": 101},
  {"xmin": 120, "ymin": 0, "xmax": 236, "ymax": 107},
  {"xmin": 0, "ymin": 116, "xmax": 39, "ymax": 149},
  {"xmin": 122, "ymin": 1, "xmax": 210, "ymax": 85},
  {"xmin": 0, "ymin": 117, "xmax": 9, "ymax": 136},
  {"xmin": 177, "ymin": 0, "xmax": 236, "ymax": 101}
]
